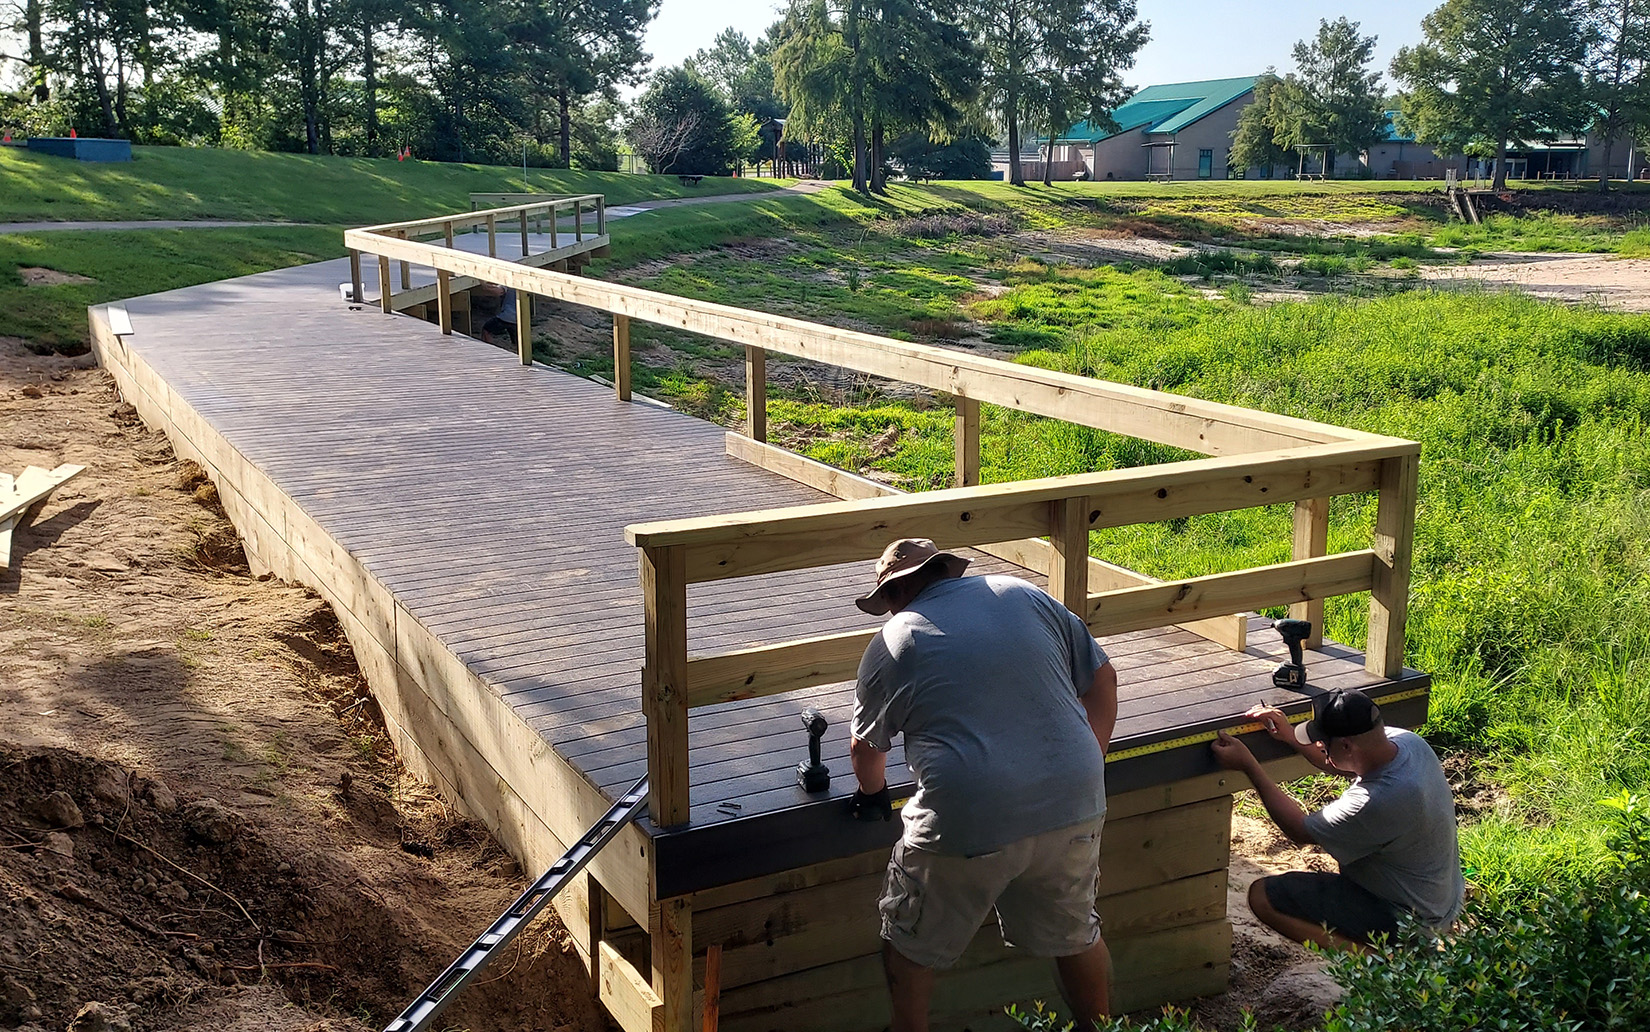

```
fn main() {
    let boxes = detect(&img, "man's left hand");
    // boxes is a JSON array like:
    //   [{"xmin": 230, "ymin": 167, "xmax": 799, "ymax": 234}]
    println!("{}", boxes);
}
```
[{"xmin": 1211, "ymin": 731, "xmax": 1256, "ymax": 771}]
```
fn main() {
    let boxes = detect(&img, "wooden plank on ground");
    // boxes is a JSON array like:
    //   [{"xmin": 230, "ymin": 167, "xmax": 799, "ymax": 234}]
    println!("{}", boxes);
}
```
[
  {"xmin": 1, "ymin": 464, "xmax": 87, "ymax": 566},
  {"xmin": 601, "ymin": 941, "xmax": 663, "ymax": 1032}
]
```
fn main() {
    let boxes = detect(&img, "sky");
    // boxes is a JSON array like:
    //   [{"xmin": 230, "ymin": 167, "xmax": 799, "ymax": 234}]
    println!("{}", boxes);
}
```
[{"xmin": 639, "ymin": 0, "xmax": 1443, "ymax": 93}]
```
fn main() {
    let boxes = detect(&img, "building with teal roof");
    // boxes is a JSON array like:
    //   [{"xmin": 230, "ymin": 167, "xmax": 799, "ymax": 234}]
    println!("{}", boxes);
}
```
[{"xmin": 1033, "ymin": 76, "xmax": 1262, "ymax": 182}]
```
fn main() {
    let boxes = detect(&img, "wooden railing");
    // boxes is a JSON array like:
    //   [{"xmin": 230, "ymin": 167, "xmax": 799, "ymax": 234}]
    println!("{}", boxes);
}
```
[{"xmin": 346, "ymin": 199, "xmax": 1419, "ymax": 1032}]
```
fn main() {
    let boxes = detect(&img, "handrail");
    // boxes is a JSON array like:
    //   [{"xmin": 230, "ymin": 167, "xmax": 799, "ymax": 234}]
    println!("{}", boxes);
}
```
[{"xmin": 359, "ymin": 193, "xmax": 606, "ymax": 237}]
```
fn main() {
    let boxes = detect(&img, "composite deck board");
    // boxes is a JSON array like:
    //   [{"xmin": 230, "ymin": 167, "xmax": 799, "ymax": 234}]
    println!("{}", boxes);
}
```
[{"xmin": 111, "ymin": 250, "xmax": 1422, "ymax": 857}]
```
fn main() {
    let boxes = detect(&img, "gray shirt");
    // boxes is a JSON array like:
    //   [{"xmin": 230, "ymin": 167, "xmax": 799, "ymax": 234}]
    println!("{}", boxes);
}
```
[
  {"xmin": 852, "ymin": 574, "xmax": 1108, "ymax": 857},
  {"xmin": 1304, "ymin": 728, "xmax": 1465, "ymax": 927}
]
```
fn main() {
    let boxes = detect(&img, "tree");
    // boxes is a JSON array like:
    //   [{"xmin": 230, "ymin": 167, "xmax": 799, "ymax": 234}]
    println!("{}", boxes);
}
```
[
  {"xmin": 772, "ymin": 0, "xmax": 872, "ymax": 190},
  {"xmin": 1228, "ymin": 70, "xmax": 1293, "ymax": 174},
  {"xmin": 887, "ymin": 129, "xmax": 991, "ymax": 179},
  {"xmin": 863, "ymin": 0, "xmax": 984, "ymax": 191},
  {"xmin": 1391, "ymin": 0, "xmax": 1588, "ymax": 190},
  {"xmin": 515, "ymin": 0, "xmax": 656, "ymax": 166},
  {"xmin": 1286, "ymin": 17, "xmax": 1386, "ymax": 174},
  {"xmin": 967, "ymin": 0, "xmax": 1146, "ymax": 187},
  {"xmin": 1024, "ymin": 0, "xmax": 1147, "ymax": 185},
  {"xmin": 626, "ymin": 65, "xmax": 740, "ymax": 174},
  {"xmin": 1583, "ymin": 0, "xmax": 1650, "ymax": 189}
]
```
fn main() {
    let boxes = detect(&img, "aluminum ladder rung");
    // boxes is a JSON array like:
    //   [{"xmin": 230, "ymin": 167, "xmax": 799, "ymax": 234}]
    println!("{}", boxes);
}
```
[{"xmin": 382, "ymin": 775, "xmax": 650, "ymax": 1032}]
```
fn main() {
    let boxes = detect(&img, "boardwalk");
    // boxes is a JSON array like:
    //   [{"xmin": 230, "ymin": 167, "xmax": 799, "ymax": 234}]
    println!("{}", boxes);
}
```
[{"xmin": 94, "ymin": 229, "xmax": 1430, "ymax": 1030}]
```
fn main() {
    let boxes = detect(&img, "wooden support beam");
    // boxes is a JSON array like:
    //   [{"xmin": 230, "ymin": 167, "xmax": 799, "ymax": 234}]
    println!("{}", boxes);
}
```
[
  {"xmin": 521, "ymin": 211, "xmax": 531, "ymax": 257},
  {"xmin": 1049, "ymin": 497, "xmax": 1090, "ymax": 615},
  {"xmin": 600, "ymin": 941, "xmax": 663, "ymax": 1032},
  {"xmin": 598, "ymin": 198, "xmax": 608, "ymax": 237},
  {"xmin": 397, "ymin": 231, "xmax": 410, "ymax": 290},
  {"xmin": 437, "ymin": 270, "xmax": 453, "ymax": 335},
  {"xmin": 1, "ymin": 464, "xmax": 87, "ymax": 568},
  {"xmin": 614, "ymin": 314, "xmax": 633, "ymax": 401},
  {"xmin": 651, "ymin": 896, "xmax": 692, "ymax": 1032},
  {"xmin": 551, "ymin": 204, "xmax": 559, "ymax": 248},
  {"xmin": 575, "ymin": 199, "xmax": 584, "ymax": 242},
  {"xmin": 487, "ymin": 214, "xmax": 497, "ymax": 257},
  {"xmin": 626, "ymin": 439, "xmax": 1410, "ymax": 583},
  {"xmin": 377, "ymin": 255, "xmax": 393, "ymax": 314},
  {"xmin": 1366, "ymin": 453, "xmax": 1418, "ymax": 678},
  {"xmin": 348, "ymin": 249, "xmax": 362, "ymax": 303},
  {"xmin": 517, "ymin": 291, "xmax": 533, "ymax": 365},
  {"xmin": 588, "ymin": 874, "xmax": 608, "ymax": 1000},
  {"xmin": 641, "ymin": 545, "xmax": 689, "ymax": 826},
  {"xmin": 686, "ymin": 629, "xmax": 873, "ymax": 707},
  {"xmin": 443, "ymin": 220, "xmax": 454, "ymax": 248},
  {"xmin": 744, "ymin": 347, "xmax": 766, "ymax": 443},
  {"xmin": 954, "ymin": 395, "xmax": 980, "ymax": 487},
  {"xmin": 1086, "ymin": 551, "xmax": 1377, "ymax": 636},
  {"xmin": 702, "ymin": 943, "xmax": 722, "ymax": 1032},
  {"xmin": 1290, "ymin": 497, "xmax": 1331, "ymax": 649}
]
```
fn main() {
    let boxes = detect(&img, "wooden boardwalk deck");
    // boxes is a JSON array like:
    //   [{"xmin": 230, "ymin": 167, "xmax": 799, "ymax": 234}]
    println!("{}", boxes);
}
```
[{"xmin": 101, "ymin": 238, "xmax": 1428, "ymax": 886}]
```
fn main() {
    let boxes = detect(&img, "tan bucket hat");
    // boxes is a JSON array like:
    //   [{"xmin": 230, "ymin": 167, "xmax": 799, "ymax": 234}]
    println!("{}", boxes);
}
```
[{"xmin": 855, "ymin": 538, "xmax": 970, "ymax": 615}]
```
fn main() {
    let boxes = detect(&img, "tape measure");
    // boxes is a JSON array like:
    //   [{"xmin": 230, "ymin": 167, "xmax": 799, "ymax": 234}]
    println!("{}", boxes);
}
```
[{"xmin": 886, "ymin": 686, "xmax": 1429, "ymax": 809}]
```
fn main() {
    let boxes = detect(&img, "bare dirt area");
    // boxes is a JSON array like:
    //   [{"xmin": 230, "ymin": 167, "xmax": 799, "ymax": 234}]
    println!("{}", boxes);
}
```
[
  {"xmin": 1422, "ymin": 252, "xmax": 1650, "ymax": 311},
  {"xmin": 0, "ymin": 339, "xmax": 605, "ymax": 1032},
  {"xmin": 17, "ymin": 268, "xmax": 96, "ymax": 287}
]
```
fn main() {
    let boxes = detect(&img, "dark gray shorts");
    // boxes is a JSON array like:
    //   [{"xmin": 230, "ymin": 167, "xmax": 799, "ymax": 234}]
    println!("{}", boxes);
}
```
[{"xmin": 1263, "ymin": 871, "xmax": 1405, "ymax": 943}]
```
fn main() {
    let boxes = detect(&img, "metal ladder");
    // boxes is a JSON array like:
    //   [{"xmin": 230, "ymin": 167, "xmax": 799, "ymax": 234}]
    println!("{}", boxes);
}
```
[{"xmin": 382, "ymin": 775, "xmax": 651, "ymax": 1032}]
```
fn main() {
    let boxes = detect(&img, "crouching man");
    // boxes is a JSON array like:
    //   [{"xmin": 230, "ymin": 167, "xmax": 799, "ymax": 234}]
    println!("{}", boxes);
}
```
[
  {"xmin": 847, "ymin": 539, "xmax": 1118, "ymax": 1032},
  {"xmin": 1210, "ymin": 689, "xmax": 1464, "ymax": 949}
]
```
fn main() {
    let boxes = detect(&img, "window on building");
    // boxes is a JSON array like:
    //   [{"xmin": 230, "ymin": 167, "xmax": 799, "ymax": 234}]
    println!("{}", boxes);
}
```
[{"xmin": 1198, "ymin": 149, "xmax": 1213, "ymax": 178}]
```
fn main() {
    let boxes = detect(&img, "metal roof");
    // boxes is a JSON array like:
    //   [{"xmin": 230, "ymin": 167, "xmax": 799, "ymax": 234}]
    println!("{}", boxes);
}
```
[{"xmin": 1049, "ymin": 77, "xmax": 1258, "ymax": 144}]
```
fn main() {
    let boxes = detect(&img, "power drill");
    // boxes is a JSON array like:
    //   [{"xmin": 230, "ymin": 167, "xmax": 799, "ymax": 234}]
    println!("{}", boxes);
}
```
[
  {"xmin": 1271, "ymin": 619, "xmax": 1312, "ymax": 690},
  {"xmin": 797, "ymin": 709, "xmax": 831, "ymax": 793}
]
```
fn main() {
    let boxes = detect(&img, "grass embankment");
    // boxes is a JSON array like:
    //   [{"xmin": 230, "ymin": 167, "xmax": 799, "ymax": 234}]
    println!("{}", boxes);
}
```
[
  {"xmin": 0, "ymin": 144, "xmax": 780, "ymax": 223},
  {"xmin": 594, "ymin": 204, "xmax": 1650, "ymax": 889}
]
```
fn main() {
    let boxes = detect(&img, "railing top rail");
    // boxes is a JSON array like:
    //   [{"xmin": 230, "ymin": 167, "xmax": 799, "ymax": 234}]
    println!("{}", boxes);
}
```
[
  {"xmin": 358, "ymin": 194, "xmax": 605, "ymax": 237},
  {"xmin": 625, "ymin": 437, "xmax": 1417, "ymax": 581},
  {"xmin": 339, "ymin": 228, "xmax": 1387, "ymax": 458}
]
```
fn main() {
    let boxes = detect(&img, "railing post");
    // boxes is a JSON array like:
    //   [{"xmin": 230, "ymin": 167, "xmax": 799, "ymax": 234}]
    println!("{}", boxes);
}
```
[
  {"xmin": 1049, "ymin": 498, "xmax": 1091, "ymax": 616},
  {"xmin": 954, "ymin": 395, "xmax": 980, "ymax": 487},
  {"xmin": 1366, "ymin": 452, "xmax": 1418, "ymax": 678},
  {"xmin": 377, "ymin": 254, "xmax": 393, "ymax": 314},
  {"xmin": 613, "ymin": 314, "xmax": 632, "ymax": 401},
  {"xmin": 745, "ymin": 345, "xmax": 767, "ymax": 441},
  {"xmin": 349, "ymin": 249, "xmax": 362, "ymax": 303},
  {"xmin": 520, "ymin": 211, "xmax": 530, "ymax": 258},
  {"xmin": 436, "ymin": 270, "xmax": 453, "ymax": 335},
  {"xmin": 651, "ymin": 895, "xmax": 691, "ymax": 1032},
  {"xmin": 516, "ymin": 291, "xmax": 533, "ymax": 365},
  {"xmin": 597, "ymin": 196, "xmax": 607, "ymax": 237},
  {"xmin": 1290, "ymin": 497, "xmax": 1331, "ymax": 649},
  {"xmin": 575, "ymin": 199, "xmax": 584, "ymax": 242},
  {"xmin": 443, "ymin": 220, "xmax": 454, "ymax": 249},
  {"xmin": 640, "ymin": 544, "xmax": 690, "ymax": 827},
  {"xmin": 397, "ymin": 231, "xmax": 410, "ymax": 291},
  {"xmin": 551, "ymin": 203, "xmax": 559, "ymax": 249},
  {"xmin": 487, "ymin": 214, "xmax": 497, "ymax": 257}
]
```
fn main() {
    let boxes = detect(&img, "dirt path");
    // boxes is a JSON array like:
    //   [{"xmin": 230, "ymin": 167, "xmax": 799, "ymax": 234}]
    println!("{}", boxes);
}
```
[
  {"xmin": 0, "ymin": 220, "xmax": 321, "ymax": 233},
  {"xmin": 1422, "ymin": 251, "xmax": 1650, "ymax": 310},
  {"xmin": 0, "ymin": 339, "xmax": 606, "ymax": 1032}
]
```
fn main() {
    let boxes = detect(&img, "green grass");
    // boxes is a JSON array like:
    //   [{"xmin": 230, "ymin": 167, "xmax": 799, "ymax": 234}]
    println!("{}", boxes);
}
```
[
  {"xmin": 0, "ymin": 145, "xmax": 780, "ymax": 223},
  {"xmin": 0, "ymin": 227, "xmax": 346, "ymax": 348},
  {"xmin": 1429, "ymin": 211, "xmax": 1650, "ymax": 254}
]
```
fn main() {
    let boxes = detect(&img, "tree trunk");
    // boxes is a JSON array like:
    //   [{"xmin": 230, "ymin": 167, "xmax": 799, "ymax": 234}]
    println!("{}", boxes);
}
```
[
  {"xmin": 25, "ymin": 0, "xmax": 48, "ymax": 101},
  {"xmin": 363, "ymin": 20, "xmax": 378, "ymax": 154},
  {"xmin": 1599, "ymin": 131, "xmax": 1616, "ymax": 192},
  {"xmin": 1042, "ymin": 120, "xmax": 1055, "ymax": 186},
  {"xmin": 846, "ymin": 0, "xmax": 867, "ymax": 192},
  {"xmin": 558, "ymin": 86, "xmax": 572, "ymax": 166},
  {"xmin": 870, "ymin": 120, "xmax": 885, "ymax": 193},
  {"xmin": 1491, "ymin": 138, "xmax": 1508, "ymax": 191},
  {"xmin": 1007, "ymin": 98, "xmax": 1023, "ymax": 187}
]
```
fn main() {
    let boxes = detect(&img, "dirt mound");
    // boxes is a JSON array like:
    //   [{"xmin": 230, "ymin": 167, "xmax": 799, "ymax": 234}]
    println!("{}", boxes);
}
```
[{"xmin": 0, "ymin": 356, "xmax": 606, "ymax": 1032}]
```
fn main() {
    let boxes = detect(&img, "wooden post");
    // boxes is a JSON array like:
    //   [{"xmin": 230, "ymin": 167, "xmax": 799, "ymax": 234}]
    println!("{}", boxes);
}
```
[
  {"xmin": 651, "ymin": 896, "xmax": 692, "ymax": 1032},
  {"xmin": 597, "ymin": 196, "xmax": 607, "ymax": 237},
  {"xmin": 1290, "ymin": 497, "xmax": 1331, "ymax": 649},
  {"xmin": 377, "ymin": 255, "xmax": 393, "ymax": 314},
  {"xmin": 443, "ymin": 220, "xmax": 454, "ymax": 249},
  {"xmin": 614, "ymin": 314, "xmax": 632, "ymax": 401},
  {"xmin": 1366, "ymin": 452, "xmax": 1418, "ymax": 678},
  {"xmin": 575, "ymin": 199, "xmax": 584, "ymax": 242},
  {"xmin": 745, "ymin": 346, "xmax": 766, "ymax": 442},
  {"xmin": 640, "ymin": 545, "xmax": 689, "ymax": 827},
  {"xmin": 516, "ymin": 291, "xmax": 533, "ymax": 366},
  {"xmin": 954, "ymin": 395, "xmax": 980, "ymax": 487},
  {"xmin": 1049, "ymin": 497, "xmax": 1091, "ymax": 615},
  {"xmin": 437, "ymin": 270, "xmax": 453, "ymax": 335},
  {"xmin": 701, "ymin": 943, "xmax": 722, "ymax": 1032},
  {"xmin": 551, "ymin": 203, "xmax": 559, "ymax": 249},
  {"xmin": 487, "ymin": 214, "xmax": 497, "ymax": 257},
  {"xmin": 586, "ymin": 874, "xmax": 606, "ymax": 1000},
  {"xmin": 398, "ymin": 231, "xmax": 411, "ymax": 290},
  {"xmin": 349, "ymin": 249, "xmax": 362, "ymax": 303},
  {"xmin": 520, "ymin": 211, "xmax": 530, "ymax": 258}
]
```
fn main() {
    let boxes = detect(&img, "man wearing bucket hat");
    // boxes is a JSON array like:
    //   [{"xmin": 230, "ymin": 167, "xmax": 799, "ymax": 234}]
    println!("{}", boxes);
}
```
[
  {"xmin": 1210, "ymin": 688, "xmax": 1464, "ymax": 950},
  {"xmin": 847, "ymin": 538, "xmax": 1118, "ymax": 1032}
]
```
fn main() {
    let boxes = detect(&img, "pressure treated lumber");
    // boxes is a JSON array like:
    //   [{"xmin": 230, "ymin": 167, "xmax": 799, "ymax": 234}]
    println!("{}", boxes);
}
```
[
  {"xmin": 1367, "ymin": 453, "xmax": 1418, "ymax": 677},
  {"xmin": 600, "ymin": 942, "xmax": 663, "ymax": 1032},
  {"xmin": 1, "ymin": 464, "xmax": 86, "ymax": 567},
  {"xmin": 954, "ymin": 395, "xmax": 979, "ymax": 487},
  {"xmin": 642, "ymin": 546, "xmax": 690, "ymax": 827},
  {"xmin": 614, "ymin": 315, "xmax": 632, "ymax": 401},
  {"xmin": 1290, "ymin": 497, "xmax": 1330, "ymax": 648},
  {"xmin": 1084, "ymin": 551, "xmax": 1377, "ymax": 635},
  {"xmin": 745, "ymin": 347, "xmax": 766, "ymax": 443}
]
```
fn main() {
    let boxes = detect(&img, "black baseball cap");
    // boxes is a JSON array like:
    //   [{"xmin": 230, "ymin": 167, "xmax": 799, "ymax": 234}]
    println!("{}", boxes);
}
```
[{"xmin": 1296, "ymin": 689, "xmax": 1382, "ymax": 745}]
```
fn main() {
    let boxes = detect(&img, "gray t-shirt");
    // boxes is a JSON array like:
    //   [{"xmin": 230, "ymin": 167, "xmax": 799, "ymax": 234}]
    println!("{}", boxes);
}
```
[
  {"xmin": 1303, "ymin": 728, "xmax": 1465, "ymax": 927},
  {"xmin": 852, "ymin": 574, "xmax": 1108, "ymax": 857}
]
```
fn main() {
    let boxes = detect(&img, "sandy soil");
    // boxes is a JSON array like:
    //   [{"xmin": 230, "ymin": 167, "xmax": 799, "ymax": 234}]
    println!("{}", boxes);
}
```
[
  {"xmin": 1422, "ymin": 251, "xmax": 1650, "ymax": 311},
  {"xmin": 0, "ymin": 339, "xmax": 605, "ymax": 1032}
]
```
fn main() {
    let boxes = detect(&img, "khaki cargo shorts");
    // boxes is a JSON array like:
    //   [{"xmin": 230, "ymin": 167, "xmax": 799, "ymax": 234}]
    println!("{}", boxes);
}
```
[{"xmin": 877, "ymin": 815, "xmax": 1104, "ymax": 969}]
